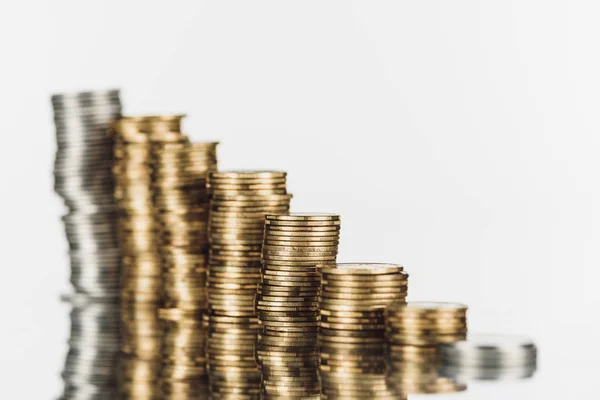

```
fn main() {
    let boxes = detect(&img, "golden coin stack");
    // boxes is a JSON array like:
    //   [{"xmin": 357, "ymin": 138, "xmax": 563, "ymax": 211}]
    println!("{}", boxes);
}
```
[
  {"xmin": 385, "ymin": 302, "xmax": 468, "ymax": 395},
  {"xmin": 205, "ymin": 171, "xmax": 292, "ymax": 399},
  {"xmin": 159, "ymin": 309, "xmax": 209, "ymax": 399},
  {"xmin": 255, "ymin": 214, "xmax": 341, "ymax": 400},
  {"xmin": 152, "ymin": 139, "xmax": 218, "ymax": 398},
  {"xmin": 112, "ymin": 115, "xmax": 186, "ymax": 399},
  {"xmin": 318, "ymin": 264, "xmax": 408, "ymax": 400}
]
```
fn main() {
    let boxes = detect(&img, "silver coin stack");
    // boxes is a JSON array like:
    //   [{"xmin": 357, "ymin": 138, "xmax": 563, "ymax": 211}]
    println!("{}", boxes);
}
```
[
  {"xmin": 439, "ymin": 334, "xmax": 538, "ymax": 382},
  {"xmin": 52, "ymin": 90, "xmax": 123, "ymax": 400}
]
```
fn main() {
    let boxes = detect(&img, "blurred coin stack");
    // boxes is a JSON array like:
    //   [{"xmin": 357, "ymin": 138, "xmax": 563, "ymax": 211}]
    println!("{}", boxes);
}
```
[
  {"xmin": 159, "ymin": 309, "xmax": 209, "ymax": 399},
  {"xmin": 439, "ymin": 334, "xmax": 537, "ymax": 382},
  {"xmin": 52, "ymin": 90, "xmax": 123, "ymax": 400},
  {"xmin": 206, "ymin": 172, "xmax": 292, "ymax": 399},
  {"xmin": 255, "ymin": 214, "xmax": 341, "ymax": 400},
  {"xmin": 385, "ymin": 302, "xmax": 468, "ymax": 395},
  {"xmin": 112, "ymin": 115, "xmax": 186, "ymax": 399},
  {"xmin": 152, "ymin": 139, "xmax": 218, "ymax": 398},
  {"xmin": 319, "ymin": 264, "xmax": 408, "ymax": 400},
  {"xmin": 59, "ymin": 295, "xmax": 121, "ymax": 400}
]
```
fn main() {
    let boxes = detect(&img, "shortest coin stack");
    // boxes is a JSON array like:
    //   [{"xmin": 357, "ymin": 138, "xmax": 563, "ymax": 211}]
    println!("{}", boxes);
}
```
[
  {"xmin": 319, "ymin": 263, "xmax": 408, "ymax": 400},
  {"xmin": 439, "ymin": 334, "xmax": 538, "ymax": 382},
  {"xmin": 385, "ymin": 302, "xmax": 468, "ymax": 395},
  {"xmin": 256, "ymin": 214, "xmax": 341, "ymax": 400}
]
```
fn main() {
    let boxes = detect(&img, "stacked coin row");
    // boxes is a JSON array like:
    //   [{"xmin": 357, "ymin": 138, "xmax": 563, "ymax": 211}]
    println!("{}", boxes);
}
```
[
  {"xmin": 113, "ymin": 116, "xmax": 187, "ymax": 399},
  {"xmin": 206, "ymin": 172, "xmax": 292, "ymax": 398},
  {"xmin": 152, "ymin": 139, "xmax": 218, "ymax": 398},
  {"xmin": 255, "ymin": 214, "xmax": 341, "ymax": 400},
  {"xmin": 439, "ymin": 334, "xmax": 538, "ymax": 382},
  {"xmin": 52, "ymin": 90, "xmax": 123, "ymax": 400},
  {"xmin": 319, "ymin": 264, "xmax": 408, "ymax": 400},
  {"xmin": 385, "ymin": 302, "xmax": 468, "ymax": 395}
]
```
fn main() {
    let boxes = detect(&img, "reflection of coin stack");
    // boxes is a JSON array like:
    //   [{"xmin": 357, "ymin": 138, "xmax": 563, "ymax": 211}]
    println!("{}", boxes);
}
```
[
  {"xmin": 439, "ymin": 334, "xmax": 538, "ymax": 382},
  {"xmin": 51, "ymin": 90, "xmax": 123, "ymax": 400},
  {"xmin": 205, "ymin": 172, "xmax": 292, "ymax": 398},
  {"xmin": 152, "ymin": 139, "xmax": 218, "ymax": 398},
  {"xmin": 385, "ymin": 302, "xmax": 468, "ymax": 395},
  {"xmin": 112, "ymin": 116, "xmax": 186, "ymax": 399},
  {"xmin": 60, "ymin": 295, "xmax": 121, "ymax": 400},
  {"xmin": 255, "ymin": 214, "xmax": 341, "ymax": 400},
  {"xmin": 319, "ymin": 264, "xmax": 408, "ymax": 400}
]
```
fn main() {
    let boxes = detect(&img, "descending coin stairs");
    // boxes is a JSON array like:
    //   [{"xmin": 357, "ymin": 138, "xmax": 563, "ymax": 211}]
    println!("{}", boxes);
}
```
[
  {"xmin": 385, "ymin": 302, "xmax": 468, "ymax": 395},
  {"xmin": 206, "ymin": 172, "xmax": 292, "ymax": 399},
  {"xmin": 319, "ymin": 264, "xmax": 408, "ymax": 400},
  {"xmin": 52, "ymin": 90, "xmax": 123, "ymax": 400},
  {"xmin": 53, "ymin": 89, "xmax": 538, "ymax": 400}
]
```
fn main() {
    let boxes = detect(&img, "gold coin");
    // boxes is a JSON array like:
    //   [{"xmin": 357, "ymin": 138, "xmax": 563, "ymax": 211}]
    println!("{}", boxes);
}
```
[
  {"xmin": 265, "ymin": 213, "xmax": 340, "ymax": 222},
  {"xmin": 320, "ymin": 263, "xmax": 404, "ymax": 275}
]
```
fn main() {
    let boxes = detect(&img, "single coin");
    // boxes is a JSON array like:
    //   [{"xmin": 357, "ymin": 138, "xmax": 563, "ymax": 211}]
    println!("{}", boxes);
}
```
[
  {"xmin": 387, "ymin": 301, "xmax": 468, "ymax": 314},
  {"xmin": 320, "ymin": 263, "xmax": 404, "ymax": 275},
  {"xmin": 261, "ymin": 279, "xmax": 321, "ymax": 287},
  {"xmin": 265, "ymin": 220, "xmax": 341, "ymax": 227},
  {"xmin": 209, "ymin": 171, "xmax": 287, "ymax": 180},
  {"xmin": 265, "ymin": 213, "xmax": 340, "ymax": 222},
  {"xmin": 265, "ymin": 225, "xmax": 340, "ymax": 232},
  {"xmin": 322, "ymin": 278, "xmax": 407, "ymax": 288}
]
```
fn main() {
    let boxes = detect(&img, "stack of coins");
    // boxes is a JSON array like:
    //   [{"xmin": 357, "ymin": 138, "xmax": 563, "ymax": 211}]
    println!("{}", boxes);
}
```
[
  {"xmin": 112, "ymin": 115, "xmax": 187, "ymax": 399},
  {"xmin": 52, "ymin": 90, "xmax": 122, "ymax": 297},
  {"xmin": 319, "ymin": 263, "xmax": 408, "ymax": 400},
  {"xmin": 255, "ymin": 214, "xmax": 341, "ymax": 400},
  {"xmin": 439, "ymin": 334, "xmax": 538, "ymax": 382},
  {"xmin": 385, "ymin": 302, "xmax": 468, "ymax": 395},
  {"xmin": 52, "ymin": 89, "xmax": 123, "ymax": 400},
  {"xmin": 205, "ymin": 171, "xmax": 292, "ymax": 399},
  {"xmin": 152, "ymin": 139, "xmax": 218, "ymax": 398}
]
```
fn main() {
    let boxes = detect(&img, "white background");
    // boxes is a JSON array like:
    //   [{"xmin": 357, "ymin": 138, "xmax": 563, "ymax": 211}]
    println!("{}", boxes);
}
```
[{"xmin": 0, "ymin": 1, "xmax": 598, "ymax": 398}]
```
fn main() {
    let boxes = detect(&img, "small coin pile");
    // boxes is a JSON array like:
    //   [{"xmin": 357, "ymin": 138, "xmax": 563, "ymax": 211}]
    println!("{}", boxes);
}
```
[
  {"xmin": 206, "ymin": 171, "xmax": 292, "ymax": 398},
  {"xmin": 319, "ymin": 263, "xmax": 408, "ymax": 400},
  {"xmin": 152, "ymin": 139, "xmax": 218, "ymax": 398},
  {"xmin": 385, "ymin": 302, "xmax": 468, "ymax": 395},
  {"xmin": 113, "ymin": 115, "xmax": 187, "ymax": 399},
  {"xmin": 254, "ymin": 214, "xmax": 341, "ymax": 400},
  {"xmin": 439, "ymin": 334, "xmax": 538, "ymax": 382},
  {"xmin": 52, "ymin": 90, "xmax": 123, "ymax": 400}
]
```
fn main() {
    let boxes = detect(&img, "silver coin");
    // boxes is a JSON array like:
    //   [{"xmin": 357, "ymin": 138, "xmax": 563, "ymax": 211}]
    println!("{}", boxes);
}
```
[
  {"xmin": 440, "ymin": 363, "xmax": 537, "ymax": 381},
  {"xmin": 53, "ymin": 90, "xmax": 123, "ymax": 400},
  {"xmin": 440, "ymin": 334, "xmax": 538, "ymax": 368},
  {"xmin": 52, "ymin": 89, "xmax": 120, "ymax": 106},
  {"xmin": 60, "ymin": 295, "xmax": 121, "ymax": 400}
]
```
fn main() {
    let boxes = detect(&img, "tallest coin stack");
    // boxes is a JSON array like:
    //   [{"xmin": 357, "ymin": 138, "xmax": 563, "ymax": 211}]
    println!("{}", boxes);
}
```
[{"xmin": 52, "ymin": 90, "xmax": 123, "ymax": 400}]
